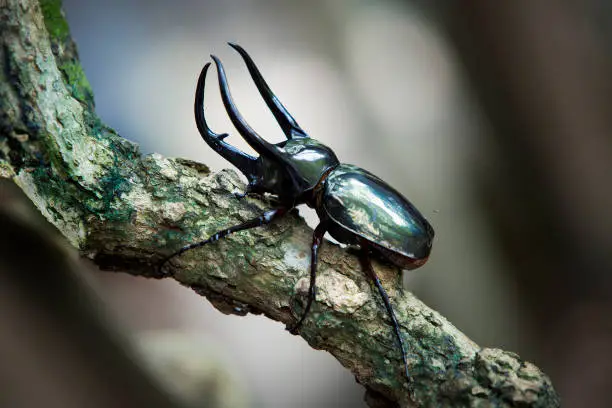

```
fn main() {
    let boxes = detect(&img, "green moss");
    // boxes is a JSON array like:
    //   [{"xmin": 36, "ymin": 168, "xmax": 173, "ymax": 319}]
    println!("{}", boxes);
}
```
[
  {"xmin": 40, "ymin": 1, "xmax": 95, "ymax": 108},
  {"xmin": 95, "ymin": 160, "xmax": 134, "ymax": 223},
  {"xmin": 31, "ymin": 166, "xmax": 83, "ymax": 220},
  {"xmin": 39, "ymin": 0, "xmax": 70, "ymax": 42},
  {"xmin": 59, "ymin": 61, "xmax": 94, "ymax": 107}
]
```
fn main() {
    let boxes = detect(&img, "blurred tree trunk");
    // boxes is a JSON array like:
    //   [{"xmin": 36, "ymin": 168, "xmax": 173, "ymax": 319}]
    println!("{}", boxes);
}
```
[{"xmin": 434, "ymin": 1, "xmax": 612, "ymax": 406}]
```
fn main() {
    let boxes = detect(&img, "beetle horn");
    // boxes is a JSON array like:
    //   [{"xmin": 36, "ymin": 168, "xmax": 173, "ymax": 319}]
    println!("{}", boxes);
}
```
[
  {"xmin": 211, "ymin": 55, "xmax": 289, "ymax": 163},
  {"xmin": 228, "ymin": 43, "xmax": 308, "ymax": 139},
  {"xmin": 195, "ymin": 62, "xmax": 258, "ymax": 182}
]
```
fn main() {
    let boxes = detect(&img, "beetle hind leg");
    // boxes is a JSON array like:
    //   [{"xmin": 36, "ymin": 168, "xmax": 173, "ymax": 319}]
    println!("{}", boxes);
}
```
[
  {"xmin": 360, "ymin": 248, "xmax": 412, "ymax": 382},
  {"xmin": 287, "ymin": 221, "xmax": 327, "ymax": 334}
]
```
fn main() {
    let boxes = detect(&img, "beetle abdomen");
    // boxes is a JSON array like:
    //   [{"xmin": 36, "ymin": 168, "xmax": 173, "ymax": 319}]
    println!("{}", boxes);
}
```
[{"xmin": 322, "ymin": 164, "xmax": 434, "ymax": 264}]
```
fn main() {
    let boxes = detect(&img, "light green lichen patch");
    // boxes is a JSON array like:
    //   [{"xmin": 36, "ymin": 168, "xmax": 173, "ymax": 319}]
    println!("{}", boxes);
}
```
[
  {"xmin": 282, "ymin": 243, "xmax": 310, "ymax": 273},
  {"xmin": 0, "ymin": 161, "xmax": 15, "ymax": 179},
  {"xmin": 404, "ymin": 292, "xmax": 479, "ymax": 355},
  {"xmin": 45, "ymin": 80, "xmax": 114, "ymax": 189},
  {"xmin": 14, "ymin": 170, "xmax": 86, "ymax": 247},
  {"xmin": 210, "ymin": 191, "xmax": 233, "ymax": 210},
  {"xmin": 475, "ymin": 349, "xmax": 544, "ymax": 403},
  {"xmin": 160, "ymin": 201, "xmax": 187, "ymax": 223},
  {"xmin": 38, "ymin": 0, "xmax": 86, "ymax": 97},
  {"xmin": 474, "ymin": 348, "xmax": 558, "ymax": 407},
  {"xmin": 6, "ymin": 6, "xmax": 116, "ymax": 197},
  {"xmin": 121, "ymin": 184, "xmax": 154, "ymax": 216},
  {"xmin": 214, "ymin": 169, "xmax": 244, "ymax": 193},
  {"xmin": 174, "ymin": 157, "xmax": 210, "ymax": 175},
  {"xmin": 151, "ymin": 153, "xmax": 179, "ymax": 180},
  {"xmin": 316, "ymin": 269, "xmax": 369, "ymax": 314}
]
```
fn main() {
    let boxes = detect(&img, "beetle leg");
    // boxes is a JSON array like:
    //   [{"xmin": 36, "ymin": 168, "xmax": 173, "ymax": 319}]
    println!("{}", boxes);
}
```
[
  {"xmin": 360, "ymin": 248, "xmax": 412, "ymax": 382},
  {"xmin": 228, "ymin": 43, "xmax": 308, "ymax": 140},
  {"xmin": 288, "ymin": 221, "xmax": 327, "ymax": 334},
  {"xmin": 233, "ymin": 188, "xmax": 251, "ymax": 199},
  {"xmin": 195, "ymin": 63, "xmax": 258, "ymax": 182},
  {"xmin": 233, "ymin": 179, "xmax": 263, "ymax": 199},
  {"xmin": 159, "ymin": 208, "xmax": 286, "ymax": 274}
]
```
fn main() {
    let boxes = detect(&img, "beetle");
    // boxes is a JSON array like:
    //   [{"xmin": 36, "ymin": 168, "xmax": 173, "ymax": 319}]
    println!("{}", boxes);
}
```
[{"xmin": 160, "ymin": 43, "xmax": 434, "ymax": 381}]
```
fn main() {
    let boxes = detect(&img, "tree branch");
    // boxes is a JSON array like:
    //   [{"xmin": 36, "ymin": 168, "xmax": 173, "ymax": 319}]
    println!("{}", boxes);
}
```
[{"xmin": 0, "ymin": 1, "xmax": 559, "ymax": 407}]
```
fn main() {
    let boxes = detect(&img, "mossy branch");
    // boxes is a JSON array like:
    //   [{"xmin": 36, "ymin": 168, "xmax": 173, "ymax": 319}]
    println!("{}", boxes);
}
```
[{"xmin": 0, "ymin": 1, "xmax": 559, "ymax": 407}]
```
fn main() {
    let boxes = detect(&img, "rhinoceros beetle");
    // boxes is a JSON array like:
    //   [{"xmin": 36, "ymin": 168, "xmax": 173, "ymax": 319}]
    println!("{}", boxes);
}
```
[{"xmin": 160, "ymin": 43, "xmax": 434, "ymax": 381}]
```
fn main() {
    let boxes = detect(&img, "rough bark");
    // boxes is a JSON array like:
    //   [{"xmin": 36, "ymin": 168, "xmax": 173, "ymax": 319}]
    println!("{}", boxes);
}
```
[{"xmin": 0, "ymin": 1, "xmax": 560, "ymax": 407}]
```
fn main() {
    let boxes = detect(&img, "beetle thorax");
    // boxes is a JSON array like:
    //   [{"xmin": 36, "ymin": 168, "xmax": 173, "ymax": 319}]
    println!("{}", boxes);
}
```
[
  {"xmin": 281, "ymin": 139, "xmax": 339, "ymax": 187},
  {"xmin": 256, "ymin": 138, "xmax": 339, "ymax": 202}
]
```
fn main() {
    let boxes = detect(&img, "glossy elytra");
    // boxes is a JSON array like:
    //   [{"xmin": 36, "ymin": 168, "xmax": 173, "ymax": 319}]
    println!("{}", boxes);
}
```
[{"xmin": 160, "ymin": 43, "xmax": 434, "ymax": 382}]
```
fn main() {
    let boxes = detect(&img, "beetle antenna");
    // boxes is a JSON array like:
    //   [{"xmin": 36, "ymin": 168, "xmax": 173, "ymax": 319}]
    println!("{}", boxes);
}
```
[
  {"xmin": 360, "ymin": 250, "xmax": 412, "ymax": 382},
  {"xmin": 195, "ymin": 62, "xmax": 258, "ymax": 181},
  {"xmin": 228, "ymin": 42, "xmax": 308, "ymax": 140}
]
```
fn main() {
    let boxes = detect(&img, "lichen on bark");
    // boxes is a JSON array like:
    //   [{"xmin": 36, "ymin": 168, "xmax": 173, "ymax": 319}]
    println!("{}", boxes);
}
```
[{"xmin": 0, "ymin": 1, "xmax": 560, "ymax": 407}]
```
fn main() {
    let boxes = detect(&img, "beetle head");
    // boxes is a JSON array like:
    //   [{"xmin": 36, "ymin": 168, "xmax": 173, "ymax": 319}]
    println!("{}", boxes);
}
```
[{"xmin": 195, "ymin": 43, "xmax": 339, "ymax": 201}]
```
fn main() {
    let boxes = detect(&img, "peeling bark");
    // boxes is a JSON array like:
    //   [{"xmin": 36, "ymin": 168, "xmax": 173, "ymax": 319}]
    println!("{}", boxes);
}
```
[{"xmin": 0, "ymin": 1, "xmax": 560, "ymax": 407}]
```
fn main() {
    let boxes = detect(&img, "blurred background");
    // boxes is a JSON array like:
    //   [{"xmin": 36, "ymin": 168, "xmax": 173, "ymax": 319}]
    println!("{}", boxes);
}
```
[{"xmin": 2, "ymin": 0, "xmax": 612, "ymax": 407}]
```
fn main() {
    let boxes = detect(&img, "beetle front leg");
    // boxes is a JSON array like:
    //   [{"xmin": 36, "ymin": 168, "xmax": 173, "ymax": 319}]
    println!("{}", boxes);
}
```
[
  {"xmin": 288, "ymin": 221, "xmax": 327, "ymax": 334},
  {"xmin": 233, "ymin": 179, "xmax": 262, "ymax": 199},
  {"xmin": 159, "ymin": 208, "xmax": 286, "ymax": 274}
]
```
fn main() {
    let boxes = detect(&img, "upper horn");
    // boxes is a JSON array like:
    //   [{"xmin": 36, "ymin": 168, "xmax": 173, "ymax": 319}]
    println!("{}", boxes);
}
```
[
  {"xmin": 210, "ymin": 55, "xmax": 288, "ymax": 164},
  {"xmin": 228, "ymin": 43, "xmax": 308, "ymax": 139}
]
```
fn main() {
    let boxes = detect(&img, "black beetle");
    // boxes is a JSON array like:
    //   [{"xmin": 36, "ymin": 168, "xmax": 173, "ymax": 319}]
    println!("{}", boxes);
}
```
[{"xmin": 160, "ymin": 43, "xmax": 434, "ymax": 381}]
